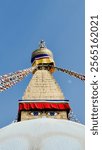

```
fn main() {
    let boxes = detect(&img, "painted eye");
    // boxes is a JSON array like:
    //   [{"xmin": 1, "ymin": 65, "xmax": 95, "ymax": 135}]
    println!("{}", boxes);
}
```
[
  {"xmin": 48, "ymin": 112, "xmax": 57, "ymax": 116},
  {"xmin": 31, "ymin": 111, "xmax": 40, "ymax": 116}
]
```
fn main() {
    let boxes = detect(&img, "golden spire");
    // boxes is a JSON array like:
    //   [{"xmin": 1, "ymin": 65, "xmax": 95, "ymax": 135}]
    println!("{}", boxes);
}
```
[{"xmin": 31, "ymin": 40, "xmax": 55, "ymax": 73}]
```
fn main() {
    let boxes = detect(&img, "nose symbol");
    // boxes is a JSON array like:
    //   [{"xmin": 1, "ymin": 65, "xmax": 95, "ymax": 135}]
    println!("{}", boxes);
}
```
[{"xmin": 42, "ymin": 116, "xmax": 46, "ymax": 118}]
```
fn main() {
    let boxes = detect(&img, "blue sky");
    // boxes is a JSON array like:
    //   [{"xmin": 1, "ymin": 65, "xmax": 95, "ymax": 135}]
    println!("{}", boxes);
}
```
[{"xmin": 0, "ymin": 0, "xmax": 84, "ymax": 128}]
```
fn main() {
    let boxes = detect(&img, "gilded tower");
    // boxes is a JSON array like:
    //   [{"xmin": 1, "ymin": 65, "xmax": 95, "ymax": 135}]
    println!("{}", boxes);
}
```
[{"xmin": 17, "ymin": 41, "xmax": 71, "ymax": 121}]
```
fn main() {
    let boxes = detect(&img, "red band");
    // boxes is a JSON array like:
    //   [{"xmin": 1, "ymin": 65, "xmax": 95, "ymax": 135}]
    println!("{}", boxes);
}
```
[{"xmin": 19, "ymin": 102, "xmax": 71, "ymax": 111}]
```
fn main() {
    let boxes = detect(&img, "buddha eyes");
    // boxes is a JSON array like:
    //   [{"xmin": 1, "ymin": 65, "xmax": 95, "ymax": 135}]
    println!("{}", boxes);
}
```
[
  {"xmin": 47, "ymin": 112, "xmax": 57, "ymax": 116},
  {"xmin": 31, "ymin": 111, "xmax": 40, "ymax": 116},
  {"xmin": 30, "ymin": 111, "xmax": 58, "ymax": 116}
]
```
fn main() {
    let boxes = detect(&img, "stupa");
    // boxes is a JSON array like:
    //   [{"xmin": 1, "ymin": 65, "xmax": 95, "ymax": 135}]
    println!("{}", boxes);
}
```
[{"xmin": 0, "ymin": 40, "xmax": 85, "ymax": 150}]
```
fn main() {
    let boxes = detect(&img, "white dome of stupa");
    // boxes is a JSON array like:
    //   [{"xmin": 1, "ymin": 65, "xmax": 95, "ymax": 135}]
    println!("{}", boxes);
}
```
[{"xmin": 0, "ymin": 119, "xmax": 84, "ymax": 150}]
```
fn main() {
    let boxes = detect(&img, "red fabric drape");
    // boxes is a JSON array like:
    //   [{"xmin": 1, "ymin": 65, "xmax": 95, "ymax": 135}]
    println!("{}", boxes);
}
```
[{"xmin": 19, "ymin": 102, "xmax": 70, "ymax": 111}]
